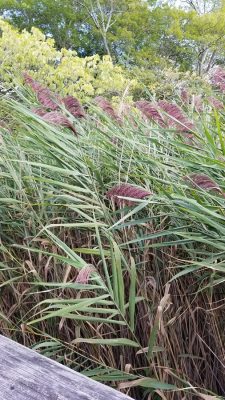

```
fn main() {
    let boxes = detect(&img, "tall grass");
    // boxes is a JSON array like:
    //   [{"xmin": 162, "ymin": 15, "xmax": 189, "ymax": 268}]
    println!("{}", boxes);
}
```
[{"xmin": 0, "ymin": 90, "xmax": 224, "ymax": 399}]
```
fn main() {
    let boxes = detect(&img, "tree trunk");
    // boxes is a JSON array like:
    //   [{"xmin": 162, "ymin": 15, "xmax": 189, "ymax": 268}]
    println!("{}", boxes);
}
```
[
  {"xmin": 197, "ymin": 47, "xmax": 209, "ymax": 75},
  {"xmin": 102, "ymin": 32, "xmax": 111, "ymax": 56},
  {"xmin": 205, "ymin": 50, "xmax": 216, "ymax": 73}
]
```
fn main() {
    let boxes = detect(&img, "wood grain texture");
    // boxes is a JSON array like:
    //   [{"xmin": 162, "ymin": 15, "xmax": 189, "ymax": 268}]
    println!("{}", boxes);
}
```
[{"xmin": 0, "ymin": 335, "xmax": 134, "ymax": 400}]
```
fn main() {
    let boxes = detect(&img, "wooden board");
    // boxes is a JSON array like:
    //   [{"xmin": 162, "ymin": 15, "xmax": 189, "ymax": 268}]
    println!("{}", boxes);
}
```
[{"xmin": 0, "ymin": 335, "xmax": 134, "ymax": 400}]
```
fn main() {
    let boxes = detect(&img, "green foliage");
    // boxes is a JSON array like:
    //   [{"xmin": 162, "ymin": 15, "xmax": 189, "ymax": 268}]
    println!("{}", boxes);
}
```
[
  {"xmin": 0, "ymin": 20, "xmax": 136, "ymax": 101},
  {"xmin": 0, "ymin": 82, "xmax": 224, "ymax": 398},
  {"xmin": 2, "ymin": 0, "xmax": 225, "ymax": 73},
  {"xmin": 131, "ymin": 66, "xmax": 212, "ymax": 99},
  {"xmin": 0, "ymin": 2, "xmax": 225, "ymax": 398},
  {"xmin": 106, "ymin": 1, "xmax": 163, "ymax": 67},
  {"xmin": 0, "ymin": 0, "xmax": 86, "ymax": 50},
  {"xmin": 168, "ymin": 3, "xmax": 225, "ymax": 73},
  {"xmin": 0, "ymin": 0, "xmax": 161, "ymax": 66},
  {"xmin": 0, "ymin": 19, "xmax": 214, "ymax": 103}
]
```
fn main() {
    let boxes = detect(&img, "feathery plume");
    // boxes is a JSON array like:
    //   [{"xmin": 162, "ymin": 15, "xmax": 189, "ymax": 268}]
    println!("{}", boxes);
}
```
[
  {"xmin": 24, "ymin": 72, "xmax": 60, "ymax": 111},
  {"xmin": 135, "ymin": 100, "xmax": 165, "ymax": 127},
  {"xmin": 207, "ymin": 96, "xmax": 224, "ymax": 110},
  {"xmin": 184, "ymin": 173, "xmax": 224, "ymax": 196},
  {"xmin": 210, "ymin": 67, "xmax": 225, "ymax": 92},
  {"xmin": 32, "ymin": 107, "xmax": 47, "ymax": 117},
  {"xmin": 180, "ymin": 88, "xmax": 190, "ymax": 104},
  {"xmin": 23, "ymin": 72, "xmax": 41, "ymax": 91},
  {"xmin": 106, "ymin": 183, "xmax": 152, "ymax": 206},
  {"xmin": 75, "ymin": 266, "xmax": 96, "ymax": 284},
  {"xmin": 37, "ymin": 88, "xmax": 60, "ymax": 111},
  {"xmin": 41, "ymin": 111, "xmax": 77, "ymax": 135},
  {"xmin": 62, "ymin": 96, "xmax": 86, "ymax": 118},
  {"xmin": 95, "ymin": 96, "xmax": 122, "ymax": 124},
  {"xmin": 158, "ymin": 100, "xmax": 195, "ymax": 132}
]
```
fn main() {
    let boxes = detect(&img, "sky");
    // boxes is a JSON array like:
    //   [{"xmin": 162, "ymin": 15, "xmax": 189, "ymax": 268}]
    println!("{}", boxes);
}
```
[{"xmin": 157, "ymin": 0, "xmax": 219, "ymax": 12}]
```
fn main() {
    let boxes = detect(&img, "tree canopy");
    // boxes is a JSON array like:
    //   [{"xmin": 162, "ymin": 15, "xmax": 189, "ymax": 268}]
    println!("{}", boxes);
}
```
[{"xmin": 0, "ymin": 0, "xmax": 225, "ymax": 73}]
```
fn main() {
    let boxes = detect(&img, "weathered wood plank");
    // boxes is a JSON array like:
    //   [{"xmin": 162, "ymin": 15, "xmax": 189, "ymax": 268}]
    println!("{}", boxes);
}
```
[{"xmin": 0, "ymin": 335, "xmax": 134, "ymax": 400}]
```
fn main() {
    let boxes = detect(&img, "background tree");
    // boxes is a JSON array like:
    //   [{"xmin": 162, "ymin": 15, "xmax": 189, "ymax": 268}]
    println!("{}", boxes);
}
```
[
  {"xmin": 1, "ymin": 0, "xmax": 225, "ymax": 74},
  {"xmin": 74, "ymin": 0, "xmax": 129, "ymax": 56},
  {"xmin": 0, "ymin": 0, "xmax": 79, "ymax": 49},
  {"xmin": 166, "ymin": 0, "xmax": 221, "ymax": 13},
  {"xmin": 0, "ymin": 0, "xmax": 167, "ymax": 67},
  {"xmin": 0, "ymin": 0, "xmax": 158, "ymax": 60},
  {"xmin": 181, "ymin": 0, "xmax": 221, "ymax": 13},
  {"xmin": 168, "ymin": 2, "xmax": 225, "ymax": 74}
]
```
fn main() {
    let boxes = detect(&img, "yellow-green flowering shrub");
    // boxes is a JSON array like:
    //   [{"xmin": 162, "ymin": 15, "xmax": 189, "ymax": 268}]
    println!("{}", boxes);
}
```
[
  {"xmin": 131, "ymin": 65, "xmax": 212, "ymax": 100},
  {"xmin": 0, "ymin": 20, "xmax": 136, "ymax": 101},
  {"xmin": 0, "ymin": 21, "xmax": 58, "ymax": 83},
  {"xmin": 150, "ymin": 68, "xmax": 212, "ymax": 99}
]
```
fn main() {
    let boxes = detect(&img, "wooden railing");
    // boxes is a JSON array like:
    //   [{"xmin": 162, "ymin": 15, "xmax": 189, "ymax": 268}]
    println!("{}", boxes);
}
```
[{"xmin": 0, "ymin": 335, "xmax": 134, "ymax": 400}]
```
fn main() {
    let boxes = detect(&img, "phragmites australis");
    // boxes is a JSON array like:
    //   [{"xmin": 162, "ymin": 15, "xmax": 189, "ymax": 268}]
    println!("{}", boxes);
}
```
[
  {"xmin": 32, "ymin": 107, "xmax": 47, "ymax": 117},
  {"xmin": 75, "ymin": 266, "xmax": 96, "ymax": 284},
  {"xmin": 210, "ymin": 67, "xmax": 225, "ymax": 92},
  {"xmin": 41, "ymin": 111, "xmax": 77, "ymax": 135},
  {"xmin": 94, "ymin": 96, "xmax": 122, "ymax": 124},
  {"xmin": 24, "ymin": 72, "xmax": 60, "ymax": 111},
  {"xmin": 135, "ymin": 100, "xmax": 165, "ymax": 127},
  {"xmin": 106, "ymin": 183, "xmax": 152, "ymax": 206},
  {"xmin": 158, "ymin": 100, "xmax": 195, "ymax": 132},
  {"xmin": 180, "ymin": 90, "xmax": 203, "ymax": 112},
  {"xmin": 207, "ymin": 96, "xmax": 224, "ymax": 110},
  {"xmin": 23, "ymin": 72, "xmax": 41, "ymax": 91},
  {"xmin": 184, "ymin": 173, "xmax": 225, "ymax": 196},
  {"xmin": 180, "ymin": 88, "xmax": 191, "ymax": 104},
  {"xmin": 62, "ymin": 95, "xmax": 86, "ymax": 118}
]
